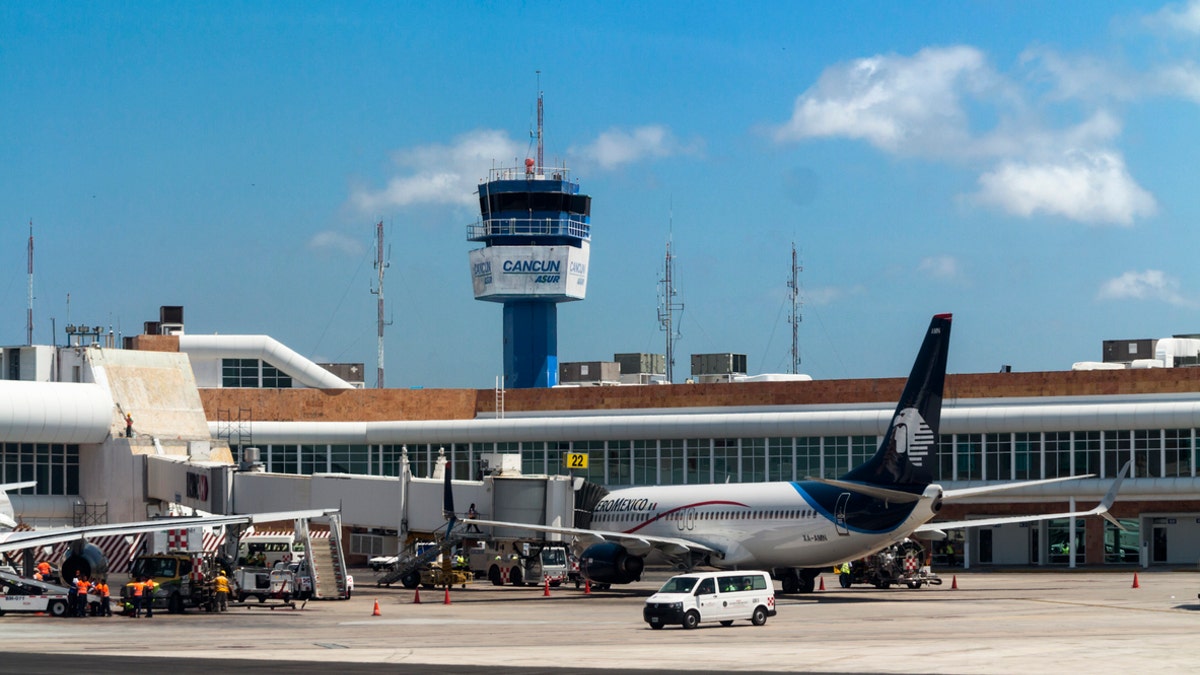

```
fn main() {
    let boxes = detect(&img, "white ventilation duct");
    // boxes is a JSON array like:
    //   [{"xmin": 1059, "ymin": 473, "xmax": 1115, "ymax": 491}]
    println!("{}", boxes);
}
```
[
  {"xmin": 0, "ymin": 381, "xmax": 113, "ymax": 443},
  {"xmin": 178, "ymin": 335, "xmax": 353, "ymax": 389}
]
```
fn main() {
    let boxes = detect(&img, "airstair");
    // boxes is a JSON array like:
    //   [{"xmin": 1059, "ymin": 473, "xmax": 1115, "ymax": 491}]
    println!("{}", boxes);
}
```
[
  {"xmin": 375, "ymin": 527, "xmax": 466, "ymax": 587},
  {"xmin": 296, "ymin": 514, "xmax": 351, "ymax": 600}
]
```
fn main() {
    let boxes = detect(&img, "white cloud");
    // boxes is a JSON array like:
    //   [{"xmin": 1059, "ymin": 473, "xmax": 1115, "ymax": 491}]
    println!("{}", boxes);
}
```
[
  {"xmin": 1151, "ymin": 62, "xmax": 1200, "ymax": 102},
  {"xmin": 974, "ymin": 150, "xmax": 1156, "ymax": 225},
  {"xmin": 773, "ymin": 44, "xmax": 1164, "ymax": 226},
  {"xmin": 1143, "ymin": 0, "xmax": 1200, "ymax": 35},
  {"xmin": 802, "ymin": 284, "xmax": 864, "ymax": 306},
  {"xmin": 308, "ymin": 231, "xmax": 365, "ymax": 256},
  {"xmin": 918, "ymin": 255, "xmax": 961, "ymax": 280},
  {"xmin": 773, "ymin": 46, "xmax": 990, "ymax": 155},
  {"xmin": 572, "ymin": 125, "xmax": 700, "ymax": 170},
  {"xmin": 1097, "ymin": 270, "xmax": 1197, "ymax": 307},
  {"xmin": 348, "ymin": 130, "xmax": 522, "ymax": 215}
]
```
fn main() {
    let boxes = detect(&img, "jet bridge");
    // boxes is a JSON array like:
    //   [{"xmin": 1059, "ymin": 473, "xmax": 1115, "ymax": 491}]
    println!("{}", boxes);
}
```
[{"xmin": 229, "ymin": 454, "xmax": 579, "ymax": 561}]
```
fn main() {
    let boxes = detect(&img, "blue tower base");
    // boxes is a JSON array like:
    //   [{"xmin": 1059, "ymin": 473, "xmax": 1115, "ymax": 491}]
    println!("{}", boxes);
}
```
[{"xmin": 503, "ymin": 301, "xmax": 558, "ymax": 388}]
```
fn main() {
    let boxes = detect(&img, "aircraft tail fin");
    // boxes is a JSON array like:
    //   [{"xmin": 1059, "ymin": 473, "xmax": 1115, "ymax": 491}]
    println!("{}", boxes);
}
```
[{"xmin": 842, "ymin": 313, "xmax": 951, "ymax": 491}]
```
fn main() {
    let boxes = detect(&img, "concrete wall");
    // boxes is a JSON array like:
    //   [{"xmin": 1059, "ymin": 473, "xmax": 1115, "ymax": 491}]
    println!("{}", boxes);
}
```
[{"xmin": 88, "ymin": 348, "xmax": 211, "ymax": 441}]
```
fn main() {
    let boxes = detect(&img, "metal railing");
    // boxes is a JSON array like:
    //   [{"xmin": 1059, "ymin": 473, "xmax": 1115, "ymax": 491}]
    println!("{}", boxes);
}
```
[
  {"xmin": 487, "ymin": 166, "xmax": 574, "ymax": 183},
  {"xmin": 467, "ymin": 216, "xmax": 590, "ymax": 241}
]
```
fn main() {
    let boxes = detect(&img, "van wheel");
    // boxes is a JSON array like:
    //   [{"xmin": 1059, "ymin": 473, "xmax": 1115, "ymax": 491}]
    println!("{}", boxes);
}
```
[
  {"xmin": 488, "ymin": 566, "xmax": 503, "ymax": 586},
  {"xmin": 237, "ymin": 592, "xmax": 247, "ymax": 603},
  {"xmin": 169, "ymin": 593, "xmax": 184, "ymax": 614},
  {"xmin": 48, "ymin": 599, "xmax": 68, "ymax": 617},
  {"xmin": 401, "ymin": 571, "xmax": 420, "ymax": 590},
  {"xmin": 682, "ymin": 610, "xmax": 700, "ymax": 630},
  {"xmin": 751, "ymin": 606, "xmax": 768, "ymax": 626},
  {"xmin": 719, "ymin": 620, "xmax": 734, "ymax": 627},
  {"xmin": 509, "ymin": 567, "xmax": 523, "ymax": 587},
  {"xmin": 649, "ymin": 622, "xmax": 665, "ymax": 630}
]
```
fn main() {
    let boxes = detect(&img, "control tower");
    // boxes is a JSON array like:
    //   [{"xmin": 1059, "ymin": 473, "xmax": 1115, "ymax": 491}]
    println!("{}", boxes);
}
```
[{"xmin": 467, "ymin": 98, "xmax": 591, "ymax": 388}]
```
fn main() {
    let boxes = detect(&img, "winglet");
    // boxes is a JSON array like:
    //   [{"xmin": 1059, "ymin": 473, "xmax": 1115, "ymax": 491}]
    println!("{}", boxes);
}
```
[{"xmin": 1095, "ymin": 460, "xmax": 1131, "ymax": 530}]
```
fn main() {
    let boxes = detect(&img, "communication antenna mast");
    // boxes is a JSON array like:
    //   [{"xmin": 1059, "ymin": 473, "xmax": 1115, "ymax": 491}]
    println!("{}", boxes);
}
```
[
  {"xmin": 787, "ymin": 242, "xmax": 803, "ymax": 373},
  {"xmin": 536, "ymin": 70, "xmax": 544, "ymax": 171},
  {"xmin": 371, "ymin": 221, "xmax": 392, "ymax": 388},
  {"xmin": 657, "ymin": 226, "xmax": 684, "ymax": 383},
  {"xmin": 26, "ymin": 220, "xmax": 34, "ymax": 345}
]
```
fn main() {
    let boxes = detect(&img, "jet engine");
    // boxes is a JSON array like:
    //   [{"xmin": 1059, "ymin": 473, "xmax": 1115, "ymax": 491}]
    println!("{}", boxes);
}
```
[
  {"xmin": 579, "ymin": 541, "xmax": 643, "ymax": 585},
  {"xmin": 59, "ymin": 541, "xmax": 109, "ymax": 582}
]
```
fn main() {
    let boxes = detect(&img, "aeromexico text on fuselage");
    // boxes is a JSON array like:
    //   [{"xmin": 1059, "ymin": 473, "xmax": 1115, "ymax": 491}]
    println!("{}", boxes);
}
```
[{"xmin": 592, "ymin": 481, "xmax": 920, "ymax": 536}]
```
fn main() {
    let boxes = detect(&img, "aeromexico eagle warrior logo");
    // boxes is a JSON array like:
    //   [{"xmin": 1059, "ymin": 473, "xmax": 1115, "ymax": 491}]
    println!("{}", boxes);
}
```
[{"xmin": 882, "ymin": 407, "xmax": 935, "ymax": 477}]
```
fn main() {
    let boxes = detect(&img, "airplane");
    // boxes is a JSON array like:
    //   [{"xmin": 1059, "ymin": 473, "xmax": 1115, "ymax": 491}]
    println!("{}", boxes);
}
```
[
  {"xmin": 460, "ymin": 313, "xmax": 1130, "ymax": 593},
  {"xmin": 1, "ymin": 479, "xmax": 337, "ymax": 581}
]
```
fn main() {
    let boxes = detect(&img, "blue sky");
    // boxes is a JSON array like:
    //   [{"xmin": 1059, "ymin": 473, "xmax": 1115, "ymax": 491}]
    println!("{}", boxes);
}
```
[{"xmin": 4, "ymin": 1, "xmax": 1200, "ymax": 388}]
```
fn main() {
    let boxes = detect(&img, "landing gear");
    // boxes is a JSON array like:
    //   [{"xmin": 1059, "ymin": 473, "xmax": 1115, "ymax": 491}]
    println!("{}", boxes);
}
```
[
  {"xmin": 777, "ymin": 567, "xmax": 820, "ymax": 594},
  {"xmin": 798, "ymin": 568, "xmax": 819, "ymax": 593}
]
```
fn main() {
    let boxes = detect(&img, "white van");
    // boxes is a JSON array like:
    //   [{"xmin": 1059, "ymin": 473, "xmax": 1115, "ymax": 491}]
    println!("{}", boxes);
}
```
[{"xmin": 643, "ymin": 570, "xmax": 776, "ymax": 629}]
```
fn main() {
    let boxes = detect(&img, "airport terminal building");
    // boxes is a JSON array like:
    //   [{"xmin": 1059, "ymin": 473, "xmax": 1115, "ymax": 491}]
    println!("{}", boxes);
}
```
[{"xmin": 3, "ymin": 326, "xmax": 1200, "ymax": 571}]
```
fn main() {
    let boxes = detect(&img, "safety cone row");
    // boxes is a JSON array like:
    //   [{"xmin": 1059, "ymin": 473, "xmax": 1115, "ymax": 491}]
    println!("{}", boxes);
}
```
[
  {"xmin": 413, "ymin": 587, "xmax": 422, "ymax": 604},
  {"xmin": 372, "ymin": 599, "xmax": 381, "ymax": 616},
  {"xmin": 1132, "ymin": 572, "xmax": 1140, "ymax": 589},
  {"xmin": 951, "ymin": 575, "xmax": 958, "ymax": 590}
]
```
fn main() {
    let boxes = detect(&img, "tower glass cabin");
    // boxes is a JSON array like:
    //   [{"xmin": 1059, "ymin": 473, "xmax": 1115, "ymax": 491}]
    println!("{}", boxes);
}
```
[{"xmin": 468, "ymin": 160, "xmax": 592, "ymax": 388}]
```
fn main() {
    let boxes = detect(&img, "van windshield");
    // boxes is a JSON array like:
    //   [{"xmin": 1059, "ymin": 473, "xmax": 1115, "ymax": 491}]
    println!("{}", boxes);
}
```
[{"xmin": 658, "ymin": 577, "xmax": 698, "ymax": 594}]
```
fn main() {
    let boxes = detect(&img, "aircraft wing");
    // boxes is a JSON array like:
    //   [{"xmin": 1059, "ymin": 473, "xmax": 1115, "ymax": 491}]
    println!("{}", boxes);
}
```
[
  {"xmin": 942, "ymin": 474, "xmax": 1097, "ymax": 500},
  {"xmin": 0, "ymin": 508, "xmax": 339, "ymax": 555},
  {"xmin": 463, "ymin": 518, "xmax": 721, "ymax": 558},
  {"xmin": 918, "ymin": 461, "xmax": 1129, "ymax": 534}
]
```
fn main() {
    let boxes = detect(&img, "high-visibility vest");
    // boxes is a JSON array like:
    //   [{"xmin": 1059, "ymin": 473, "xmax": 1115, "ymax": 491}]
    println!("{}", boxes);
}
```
[{"xmin": 130, "ymin": 582, "xmax": 144, "ymax": 597}]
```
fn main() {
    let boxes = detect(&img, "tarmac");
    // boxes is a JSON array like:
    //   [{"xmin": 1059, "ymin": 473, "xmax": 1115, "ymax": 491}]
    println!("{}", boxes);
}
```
[{"xmin": 2, "ymin": 568, "xmax": 1197, "ymax": 674}]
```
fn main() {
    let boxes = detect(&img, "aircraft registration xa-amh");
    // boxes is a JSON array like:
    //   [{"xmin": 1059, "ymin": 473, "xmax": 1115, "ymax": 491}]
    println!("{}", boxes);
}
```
[{"xmin": 464, "ymin": 313, "xmax": 1128, "ymax": 592}]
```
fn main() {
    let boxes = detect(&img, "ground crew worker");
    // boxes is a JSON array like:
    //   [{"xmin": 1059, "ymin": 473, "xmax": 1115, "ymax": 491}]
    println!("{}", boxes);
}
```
[
  {"xmin": 37, "ymin": 560, "xmax": 51, "ymax": 579},
  {"xmin": 143, "ymin": 576, "xmax": 156, "ymax": 617},
  {"xmin": 96, "ymin": 579, "xmax": 111, "ymax": 617},
  {"xmin": 213, "ymin": 570, "xmax": 230, "ymax": 612},
  {"xmin": 68, "ymin": 574, "xmax": 79, "ymax": 615},
  {"xmin": 75, "ymin": 575, "xmax": 92, "ymax": 617},
  {"xmin": 128, "ymin": 577, "xmax": 144, "ymax": 618}
]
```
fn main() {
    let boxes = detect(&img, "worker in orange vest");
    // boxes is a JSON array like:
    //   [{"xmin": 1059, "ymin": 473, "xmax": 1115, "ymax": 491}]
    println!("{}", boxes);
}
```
[
  {"xmin": 96, "ymin": 580, "xmax": 111, "ymax": 617},
  {"xmin": 36, "ymin": 560, "xmax": 51, "ymax": 579},
  {"xmin": 127, "ymin": 578, "xmax": 145, "ymax": 618},
  {"xmin": 75, "ymin": 576, "xmax": 91, "ymax": 617},
  {"xmin": 143, "ymin": 576, "xmax": 156, "ymax": 617}
]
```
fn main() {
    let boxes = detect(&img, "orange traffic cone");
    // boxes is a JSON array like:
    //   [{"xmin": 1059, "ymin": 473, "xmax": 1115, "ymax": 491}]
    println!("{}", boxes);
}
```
[
  {"xmin": 413, "ymin": 587, "xmax": 422, "ymax": 604},
  {"xmin": 818, "ymin": 576, "xmax": 825, "ymax": 591},
  {"xmin": 543, "ymin": 576, "xmax": 552, "ymax": 597},
  {"xmin": 443, "ymin": 586, "xmax": 451, "ymax": 605},
  {"xmin": 951, "ymin": 575, "xmax": 958, "ymax": 590},
  {"xmin": 372, "ymin": 599, "xmax": 381, "ymax": 616},
  {"xmin": 584, "ymin": 578, "xmax": 591, "ymax": 595},
  {"xmin": 1132, "ymin": 572, "xmax": 1140, "ymax": 589}
]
